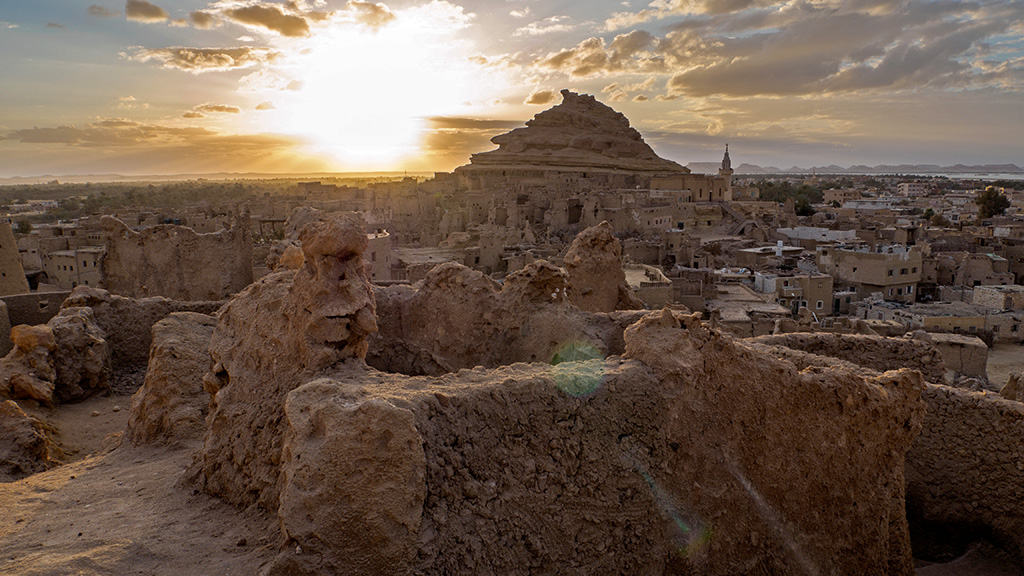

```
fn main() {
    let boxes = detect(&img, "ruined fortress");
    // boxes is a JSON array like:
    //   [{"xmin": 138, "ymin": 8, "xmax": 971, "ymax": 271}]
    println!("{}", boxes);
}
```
[{"xmin": 1, "ymin": 91, "xmax": 1023, "ymax": 575}]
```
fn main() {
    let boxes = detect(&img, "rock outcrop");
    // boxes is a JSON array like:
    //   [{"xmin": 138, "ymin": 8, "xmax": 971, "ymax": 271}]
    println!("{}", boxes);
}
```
[
  {"xmin": 100, "ymin": 214, "xmax": 253, "ymax": 301},
  {"xmin": 369, "ymin": 260, "xmax": 644, "ymax": 375},
  {"xmin": 0, "ymin": 400, "xmax": 57, "ymax": 482},
  {"xmin": 197, "ymin": 213, "xmax": 377, "ymax": 509},
  {"xmin": 563, "ymin": 221, "xmax": 644, "ymax": 312},
  {"xmin": 126, "ymin": 312, "xmax": 217, "ymax": 445},
  {"xmin": 465, "ymin": 90, "xmax": 685, "ymax": 173}
]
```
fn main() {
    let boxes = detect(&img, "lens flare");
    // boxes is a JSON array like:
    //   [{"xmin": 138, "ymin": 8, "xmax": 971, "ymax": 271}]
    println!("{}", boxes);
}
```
[{"xmin": 550, "ymin": 341, "xmax": 605, "ymax": 397}]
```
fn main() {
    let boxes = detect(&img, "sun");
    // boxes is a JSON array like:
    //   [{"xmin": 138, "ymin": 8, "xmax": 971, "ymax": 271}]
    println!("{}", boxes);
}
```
[{"xmin": 247, "ymin": 2, "xmax": 508, "ymax": 171}]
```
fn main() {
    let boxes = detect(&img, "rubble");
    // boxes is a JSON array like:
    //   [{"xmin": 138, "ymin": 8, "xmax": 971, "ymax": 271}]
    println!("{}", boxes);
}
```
[
  {"xmin": 0, "ymin": 399, "xmax": 58, "ymax": 482},
  {"xmin": 48, "ymin": 307, "xmax": 112, "ymax": 403},
  {"xmin": 1, "ymin": 307, "xmax": 112, "ymax": 405},
  {"xmin": 1, "ymin": 325, "xmax": 57, "ymax": 405}
]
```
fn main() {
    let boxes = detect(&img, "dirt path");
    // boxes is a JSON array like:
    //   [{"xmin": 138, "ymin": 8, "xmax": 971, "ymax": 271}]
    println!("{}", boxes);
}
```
[{"xmin": 0, "ymin": 444, "xmax": 277, "ymax": 576}]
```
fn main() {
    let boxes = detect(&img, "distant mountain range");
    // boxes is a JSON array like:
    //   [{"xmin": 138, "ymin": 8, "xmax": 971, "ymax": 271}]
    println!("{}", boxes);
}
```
[{"xmin": 685, "ymin": 162, "xmax": 1024, "ymax": 175}]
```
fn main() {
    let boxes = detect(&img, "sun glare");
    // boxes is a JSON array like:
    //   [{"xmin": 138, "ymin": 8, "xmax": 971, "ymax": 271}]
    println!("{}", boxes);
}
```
[{"xmin": 248, "ymin": 1, "xmax": 506, "ymax": 170}]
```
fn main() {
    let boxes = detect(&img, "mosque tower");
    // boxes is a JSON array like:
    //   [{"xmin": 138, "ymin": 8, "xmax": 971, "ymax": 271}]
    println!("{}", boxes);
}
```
[{"xmin": 719, "ymin": 144, "xmax": 734, "ymax": 177}]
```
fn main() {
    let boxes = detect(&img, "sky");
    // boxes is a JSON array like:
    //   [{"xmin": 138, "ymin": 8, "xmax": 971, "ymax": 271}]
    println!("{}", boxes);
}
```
[{"xmin": 0, "ymin": 0, "xmax": 1022, "ymax": 177}]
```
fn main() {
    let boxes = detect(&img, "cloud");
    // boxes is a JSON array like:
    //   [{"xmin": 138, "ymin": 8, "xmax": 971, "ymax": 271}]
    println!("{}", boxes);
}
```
[
  {"xmin": 46, "ymin": 22, "xmax": 65, "ymax": 29},
  {"xmin": 427, "ymin": 117, "xmax": 521, "ymax": 130},
  {"xmin": 169, "ymin": 18, "xmax": 188, "ymax": 27},
  {"xmin": 524, "ymin": 89, "xmax": 556, "ymax": 105},
  {"xmin": 528, "ymin": 0, "xmax": 1023, "ymax": 99},
  {"xmin": 88, "ymin": 5, "xmax": 118, "ymax": 17},
  {"xmin": 1, "ymin": 21, "xmax": 17, "ymax": 30},
  {"xmin": 510, "ymin": 7, "xmax": 529, "ymax": 18},
  {"xmin": 421, "ymin": 116, "xmax": 524, "ymax": 168},
  {"xmin": 183, "ymin": 111, "xmax": 205, "ymax": 118},
  {"xmin": 1, "ymin": 119, "xmax": 328, "ymax": 175},
  {"xmin": 514, "ymin": 16, "xmax": 574, "ymax": 37},
  {"xmin": 125, "ymin": 0, "xmax": 168, "ymax": 23},
  {"xmin": 189, "ymin": 11, "xmax": 219, "ymax": 29},
  {"xmin": 603, "ymin": 0, "xmax": 773, "ymax": 30},
  {"xmin": 124, "ymin": 46, "xmax": 278, "ymax": 73},
  {"xmin": 534, "ymin": 30, "xmax": 662, "ymax": 77},
  {"xmin": 346, "ymin": 1, "xmax": 396, "ymax": 29},
  {"xmin": 116, "ymin": 95, "xmax": 149, "ymax": 110},
  {"xmin": 255, "ymin": 101, "xmax": 276, "ymax": 110},
  {"xmin": 194, "ymin": 103, "xmax": 241, "ymax": 113},
  {"xmin": 222, "ymin": 3, "xmax": 310, "ymax": 37}
]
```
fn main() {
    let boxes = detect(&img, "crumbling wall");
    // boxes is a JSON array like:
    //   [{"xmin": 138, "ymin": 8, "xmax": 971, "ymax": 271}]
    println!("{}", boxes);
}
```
[
  {"xmin": 126, "ymin": 312, "xmax": 216, "ymax": 445},
  {"xmin": 0, "ymin": 292, "xmax": 69, "ymax": 355},
  {"xmin": 563, "ymin": 221, "xmax": 644, "ymax": 312},
  {"xmin": 743, "ymin": 333, "xmax": 1024, "ymax": 564},
  {"xmin": 369, "ymin": 261, "xmax": 645, "ymax": 375},
  {"xmin": 62, "ymin": 286, "xmax": 221, "ymax": 370},
  {"xmin": 920, "ymin": 332, "xmax": 989, "ymax": 380},
  {"xmin": 905, "ymin": 386, "xmax": 1024, "ymax": 561},
  {"xmin": 197, "ymin": 213, "xmax": 926, "ymax": 575},
  {"xmin": 197, "ymin": 213, "xmax": 377, "ymax": 509},
  {"xmin": 264, "ymin": 310, "xmax": 924, "ymax": 575},
  {"xmin": 748, "ymin": 332, "xmax": 947, "ymax": 383},
  {"xmin": 100, "ymin": 214, "xmax": 253, "ymax": 301}
]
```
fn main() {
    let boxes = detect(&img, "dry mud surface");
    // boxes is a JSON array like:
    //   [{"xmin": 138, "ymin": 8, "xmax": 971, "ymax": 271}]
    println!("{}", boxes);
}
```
[{"xmin": 0, "ymin": 443, "xmax": 275, "ymax": 576}]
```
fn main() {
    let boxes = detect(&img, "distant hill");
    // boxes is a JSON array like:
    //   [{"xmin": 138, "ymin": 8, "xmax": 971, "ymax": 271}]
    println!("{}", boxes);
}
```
[{"xmin": 685, "ymin": 162, "xmax": 1023, "ymax": 175}]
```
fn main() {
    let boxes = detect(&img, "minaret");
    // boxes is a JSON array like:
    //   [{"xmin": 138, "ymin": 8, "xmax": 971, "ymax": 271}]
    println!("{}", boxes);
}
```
[
  {"xmin": 718, "ymin": 144, "xmax": 734, "ymax": 201},
  {"xmin": 719, "ymin": 144, "xmax": 733, "ymax": 176}
]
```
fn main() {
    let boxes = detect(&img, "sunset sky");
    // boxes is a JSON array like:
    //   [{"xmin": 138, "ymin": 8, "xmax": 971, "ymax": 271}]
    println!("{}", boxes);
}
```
[{"xmin": 1, "ymin": 0, "xmax": 1022, "ymax": 177}]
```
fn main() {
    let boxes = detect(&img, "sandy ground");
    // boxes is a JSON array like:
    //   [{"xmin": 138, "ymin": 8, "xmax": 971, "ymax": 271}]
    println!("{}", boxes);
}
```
[
  {"xmin": 987, "ymin": 341, "xmax": 1024, "ymax": 388},
  {"xmin": 1, "ymin": 391, "xmax": 278, "ymax": 576},
  {"xmin": 24, "ymin": 394, "xmax": 129, "ymax": 463}
]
